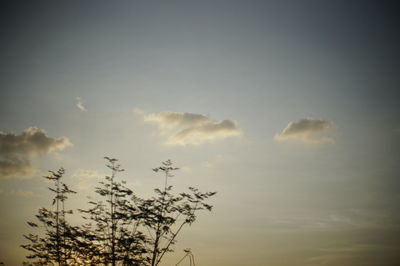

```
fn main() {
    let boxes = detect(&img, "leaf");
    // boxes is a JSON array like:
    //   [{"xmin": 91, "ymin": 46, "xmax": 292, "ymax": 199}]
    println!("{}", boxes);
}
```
[{"xmin": 27, "ymin": 222, "xmax": 38, "ymax": 227}]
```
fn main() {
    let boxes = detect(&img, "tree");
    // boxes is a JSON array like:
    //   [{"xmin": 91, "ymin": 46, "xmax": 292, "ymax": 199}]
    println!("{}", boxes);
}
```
[
  {"xmin": 21, "ymin": 168, "xmax": 76, "ymax": 266},
  {"xmin": 22, "ymin": 158, "xmax": 216, "ymax": 266},
  {"xmin": 78, "ymin": 157, "xmax": 148, "ymax": 265},
  {"xmin": 175, "ymin": 248, "xmax": 195, "ymax": 266},
  {"xmin": 140, "ymin": 160, "xmax": 216, "ymax": 266}
]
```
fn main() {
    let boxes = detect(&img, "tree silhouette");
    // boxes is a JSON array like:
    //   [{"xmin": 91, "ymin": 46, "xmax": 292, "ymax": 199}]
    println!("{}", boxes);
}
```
[
  {"xmin": 175, "ymin": 248, "xmax": 195, "ymax": 266},
  {"xmin": 21, "ymin": 158, "xmax": 216, "ymax": 265},
  {"xmin": 141, "ymin": 160, "xmax": 216, "ymax": 266},
  {"xmin": 78, "ymin": 157, "xmax": 148, "ymax": 265},
  {"xmin": 21, "ymin": 168, "xmax": 76, "ymax": 265}
]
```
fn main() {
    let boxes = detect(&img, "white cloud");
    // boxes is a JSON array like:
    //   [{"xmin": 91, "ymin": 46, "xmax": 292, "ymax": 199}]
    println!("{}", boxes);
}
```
[
  {"xmin": 275, "ymin": 118, "xmax": 334, "ymax": 144},
  {"xmin": 76, "ymin": 97, "xmax": 87, "ymax": 112},
  {"xmin": 145, "ymin": 112, "xmax": 209, "ymax": 129},
  {"xmin": 0, "ymin": 127, "xmax": 72, "ymax": 178},
  {"xmin": 141, "ymin": 111, "xmax": 241, "ymax": 145}
]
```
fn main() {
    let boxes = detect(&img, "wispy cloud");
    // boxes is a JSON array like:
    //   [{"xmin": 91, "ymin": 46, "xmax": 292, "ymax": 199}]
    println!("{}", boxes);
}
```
[
  {"xmin": 72, "ymin": 168, "xmax": 140, "ymax": 191},
  {"xmin": 73, "ymin": 169, "xmax": 104, "ymax": 179},
  {"xmin": 141, "ymin": 111, "xmax": 241, "ymax": 145},
  {"xmin": 0, "ymin": 127, "xmax": 72, "ymax": 178},
  {"xmin": 264, "ymin": 208, "xmax": 400, "ymax": 236},
  {"xmin": 73, "ymin": 169, "xmax": 105, "ymax": 190},
  {"xmin": 305, "ymin": 244, "xmax": 400, "ymax": 265},
  {"xmin": 275, "ymin": 118, "xmax": 334, "ymax": 144},
  {"xmin": 76, "ymin": 97, "xmax": 87, "ymax": 112},
  {"xmin": 0, "ymin": 188, "xmax": 42, "ymax": 198}
]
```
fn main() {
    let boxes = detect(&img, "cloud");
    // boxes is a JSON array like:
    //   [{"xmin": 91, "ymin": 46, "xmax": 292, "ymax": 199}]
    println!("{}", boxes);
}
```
[
  {"xmin": 73, "ymin": 169, "xmax": 105, "ymax": 190},
  {"xmin": 0, "ymin": 157, "xmax": 36, "ymax": 178},
  {"xmin": 72, "ymin": 168, "xmax": 140, "ymax": 191},
  {"xmin": 305, "ymin": 244, "xmax": 400, "ymax": 266},
  {"xmin": 0, "ymin": 127, "xmax": 72, "ymax": 178},
  {"xmin": 275, "ymin": 118, "xmax": 334, "ymax": 144},
  {"xmin": 133, "ymin": 107, "xmax": 145, "ymax": 116},
  {"xmin": 73, "ymin": 169, "xmax": 104, "ymax": 179},
  {"xmin": 76, "ymin": 97, "xmax": 87, "ymax": 112},
  {"xmin": 142, "ymin": 111, "xmax": 241, "ymax": 145},
  {"xmin": 0, "ymin": 189, "xmax": 42, "ymax": 198},
  {"xmin": 145, "ymin": 112, "xmax": 209, "ymax": 128}
]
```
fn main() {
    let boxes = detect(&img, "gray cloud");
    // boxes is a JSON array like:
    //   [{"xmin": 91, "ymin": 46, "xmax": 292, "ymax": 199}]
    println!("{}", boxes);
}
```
[
  {"xmin": 275, "ymin": 118, "xmax": 334, "ymax": 144},
  {"xmin": 76, "ymin": 97, "xmax": 87, "ymax": 112},
  {"xmin": 0, "ymin": 127, "xmax": 71, "ymax": 178},
  {"xmin": 0, "ymin": 157, "xmax": 34, "ymax": 178},
  {"xmin": 143, "ymin": 111, "xmax": 241, "ymax": 145}
]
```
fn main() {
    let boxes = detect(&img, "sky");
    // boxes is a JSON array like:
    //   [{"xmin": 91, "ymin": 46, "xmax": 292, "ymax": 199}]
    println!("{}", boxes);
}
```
[{"xmin": 1, "ymin": 1, "xmax": 399, "ymax": 265}]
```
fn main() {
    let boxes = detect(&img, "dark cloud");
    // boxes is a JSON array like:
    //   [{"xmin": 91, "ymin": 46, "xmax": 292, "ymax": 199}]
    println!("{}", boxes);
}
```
[
  {"xmin": 0, "ymin": 127, "xmax": 71, "ymax": 178},
  {"xmin": 275, "ymin": 118, "xmax": 334, "ymax": 144},
  {"xmin": 0, "ymin": 156, "xmax": 33, "ymax": 178}
]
